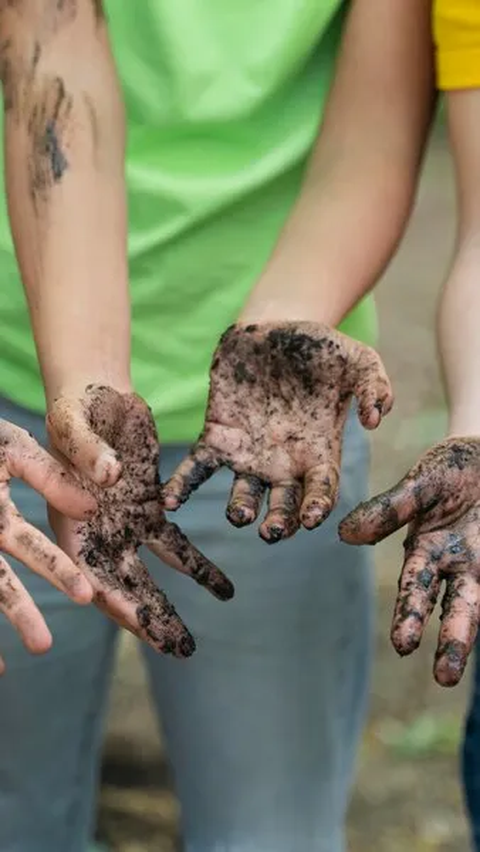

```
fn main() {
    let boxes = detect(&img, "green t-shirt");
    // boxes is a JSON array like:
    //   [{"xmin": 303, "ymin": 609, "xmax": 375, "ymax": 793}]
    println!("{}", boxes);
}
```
[{"xmin": 0, "ymin": 0, "xmax": 376, "ymax": 442}]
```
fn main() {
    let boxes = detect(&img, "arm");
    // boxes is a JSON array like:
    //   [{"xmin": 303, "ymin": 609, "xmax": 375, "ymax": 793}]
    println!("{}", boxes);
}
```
[
  {"xmin": 0, "ymin": 1, "xmax": 131, "ymax": 408},
  {"xmin": 0, "ymin": 3, "xmax": 230, "ymax": 657},
  {"xmin": 438, "ymin": 91, "xmax": 480, "ymax": 435},
  {"xmin": 165, "ymin": 0, "xmax": 435, "ymax": 534},
  {"xmin": 338, "ymin": 78, "xmax": 480, "ymax": 688},
  {"xmin": 242, "ymin": 0, "xmax": 436, "ymax": 324}
]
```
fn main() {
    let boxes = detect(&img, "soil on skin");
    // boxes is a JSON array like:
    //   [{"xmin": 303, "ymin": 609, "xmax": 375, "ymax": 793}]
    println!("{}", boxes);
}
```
[{"xmin": 97, "ymin": 126, "xmax": 471, "ymax": 852}]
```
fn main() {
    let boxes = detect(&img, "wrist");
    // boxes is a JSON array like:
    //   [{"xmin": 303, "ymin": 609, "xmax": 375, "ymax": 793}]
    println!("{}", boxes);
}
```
[
  {"xmin": 240, "ymin": 192, "xmax": 338, "ymax": 326},
  {"xmin": 240, "ymin": 218, "xmax": 365, "ymax": 328},
  {"xmin": 45, "ymin": 372, "xmax": 133, "ymax": 409},
  {"xmin": 240, "ymin": 266, "xmax": 346, "ymax": 327}
]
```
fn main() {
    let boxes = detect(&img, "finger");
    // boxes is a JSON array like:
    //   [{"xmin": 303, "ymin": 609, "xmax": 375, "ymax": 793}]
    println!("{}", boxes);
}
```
[
  {"xmin": 91, "ymin": 577, "xmax": 195, "ymax": 659},
  {"xmin": 300, "ymin": 464, "xmax": 340, "ymax": 530},
  {"xmin": 390, "ymin": 547, "xmax": 441, "ymax": 657},
  {"xmin": 0, "ymin": 556, "xmax": 52, "ymax": 654},
  {"xmin": 4, "ymin": 426, "xmax": 97, "ymax": 519},
  {"xmin": 147, "ymin": 521, "xmax": 234, "ymax": 602},
  {"xmin": 46, "ymin": 396, "xmax": 122, "ymax": 487},
  {"xmin": 226, "ymin": 474, "xmax": 266, "ymax": 527},
  {"xmin": 71, "ymin": 556, "xmax": 195, "ymax": 658},
  {"xmin": 53, "ymin": 518, "xmax": 178, "ymax": 650},
  {"xmin": 434, "ymin": 574, "xmax": 480, "ymax": 688},
  {"xmin": 162, "ymin": 444, "xmax": 220, "ymax": 510},
  {"xmin": 354, "ymin": 362, "xmax": 394, "ymax": 430},
  {"xmin": 5, "ymin": 512, "xmax": 92, "ymax": 604},
  {"xmin": 259, "ymin": 481, "xmax": 302, "ymax": 544},
  {"xmin": 116, "ymin": 551, "xmax": 196, "ymax": 657},
  {"xmin": 339, "ymin": 475, "xmax": 424, "ymax": 545}
]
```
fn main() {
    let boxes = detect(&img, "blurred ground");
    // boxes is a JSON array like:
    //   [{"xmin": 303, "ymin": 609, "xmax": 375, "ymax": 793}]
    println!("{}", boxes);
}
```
[{"xmin": 97, "ymin": 126, "xmax": 472, "ymax": 851}]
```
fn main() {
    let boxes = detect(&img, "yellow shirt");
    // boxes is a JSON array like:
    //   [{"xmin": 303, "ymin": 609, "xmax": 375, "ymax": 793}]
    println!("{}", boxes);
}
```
[{"xmin": 434, "ymin": 0, "xmax": 480, "ymax": 89}]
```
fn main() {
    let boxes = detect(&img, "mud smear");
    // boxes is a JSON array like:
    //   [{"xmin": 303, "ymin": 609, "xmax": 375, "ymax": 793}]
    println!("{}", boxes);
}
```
[
  {"xmin": 341, "ymin": 437, "xmax": 480, "ymax": 687},
  {"xmin": 165, "ymin": 322, "xmax": 392, "ymax": 541},
  {"xmin": 49, "ymin": 386, "xmax": 234, "ymax": 658}
]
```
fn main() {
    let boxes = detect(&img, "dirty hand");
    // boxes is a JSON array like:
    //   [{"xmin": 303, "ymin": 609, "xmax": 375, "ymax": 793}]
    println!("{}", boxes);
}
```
[
  {"xmin": 163, "ymin": 322, "xmax": 393, "ymax": 543},
  {"xmin": 0, "ymin": 420, "xmax": 95, "ymax": 672},
  {"xmin": 47, "ymin": 384, "xmax": 234, "ymax": 658},
  {"xmin": 339, "ymin": 437, "xmax": 480, "ymax": 687}
]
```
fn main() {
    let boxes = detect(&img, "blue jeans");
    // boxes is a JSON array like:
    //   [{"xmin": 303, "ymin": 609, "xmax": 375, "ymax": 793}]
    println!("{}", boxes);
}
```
[
  {"xmin": 463, "ymin": 642, "xmax": 480, "ymax": 850},
  {"xmin": 0, "ymin": 396, "xmax": 373, "ymax": 852}
]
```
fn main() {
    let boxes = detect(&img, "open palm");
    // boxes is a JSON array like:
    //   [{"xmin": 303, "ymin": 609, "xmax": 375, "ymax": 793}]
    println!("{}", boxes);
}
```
[{"xmin": 164, "ymin": 322, "xmax": 393, "ymax": 542}]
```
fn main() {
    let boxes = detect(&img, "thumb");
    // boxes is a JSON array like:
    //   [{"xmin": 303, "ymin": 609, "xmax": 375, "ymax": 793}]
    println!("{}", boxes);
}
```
[
  {"xmin": 353, "ymin": 350, "xmax": 394, "ymax": 430},
  {"xmin": 339, "ymin": 473, "xmax": 424, "ymax": 545},
  {"xmin": 47, "ymin": 393, "xmax": 122, "ymax": 487}
]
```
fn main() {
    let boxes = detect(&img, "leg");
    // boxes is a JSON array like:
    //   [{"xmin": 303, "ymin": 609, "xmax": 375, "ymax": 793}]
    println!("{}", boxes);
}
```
[
  {"xmin": 463, "ymin": 637, "xmax": 480, "ymax": 851},
  {"xmin": 0, "ymin": 397, "xmax": 118, "ymax": 852},
  {"xmin": 143, "ymin": 411, "xmax": 373, "ymax": 852}
]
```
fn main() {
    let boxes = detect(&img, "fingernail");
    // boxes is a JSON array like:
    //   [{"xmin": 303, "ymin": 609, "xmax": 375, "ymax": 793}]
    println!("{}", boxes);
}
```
[
  {"xmin": 262, "ymin": 524, "xmax": 283, "ymax": 544},
  {"xmin": 226, "ymin": 505, "xmax": 253, "ymax": 527},
  {"xmin": 211, "ymin": 576, "xmax": 235, "ymax": 601},
  {"xmin": 177, "ymin": 634, "xmax": 196, "ymax": 658},
  {"xmin": 94, "ymin": 450, "xmax": 120, "ymax": 486}
]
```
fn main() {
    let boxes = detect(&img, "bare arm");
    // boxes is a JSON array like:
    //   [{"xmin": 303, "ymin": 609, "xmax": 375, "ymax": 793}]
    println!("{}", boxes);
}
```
[
  {"xmin": 338, "ymin": 91, "xmax": 480, "ymax": 688},
  {"xmin": 164, "ymin": 0, "xmax": 435, "ymax": 533},
  {"xmin": 0, "ymin": 0, "xmax": 131, "ymax": 406},
  {"xmin": 438, "ymin": 91, "xmax": 480, "ymax": 435},
  {"xmin": 242, "ymin": 0, "xmax": 436, "ymax": 324},
  {"xmin": 0, "ymin": 3, "xmax": 229, "ymax": 657}
]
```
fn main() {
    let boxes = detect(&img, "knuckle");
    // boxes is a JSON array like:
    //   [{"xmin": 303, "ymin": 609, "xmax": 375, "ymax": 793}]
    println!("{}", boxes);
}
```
[{"xmin": 0, "ymin": 563, "xmax": 19, "ymax": 611}]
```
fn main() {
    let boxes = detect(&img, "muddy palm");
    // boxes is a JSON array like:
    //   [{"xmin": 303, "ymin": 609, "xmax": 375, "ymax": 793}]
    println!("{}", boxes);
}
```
[
  {"xmin": 164, "ymin": 322, "xmax": 393, "ymax": 542},
  {"xmin": 47, "ymin": 385, "xmax": 234, "ymax": 658}
]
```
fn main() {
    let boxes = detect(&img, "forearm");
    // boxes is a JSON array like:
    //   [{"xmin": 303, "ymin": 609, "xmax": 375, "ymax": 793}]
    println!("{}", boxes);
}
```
[
  {"xmin": 1, "ymin": 2, "xmax": 130, "ymax": 405},
  {"xmin": 242, "ymin": 0, "xmax": 435, "ymax": 325},
  {"xmin": 440, "ymin": 244, "xmax": 480, "ymax": 436},
  {"xmin": 438, "ymin": 91, "xmax": 480, "ymax": 435}
]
